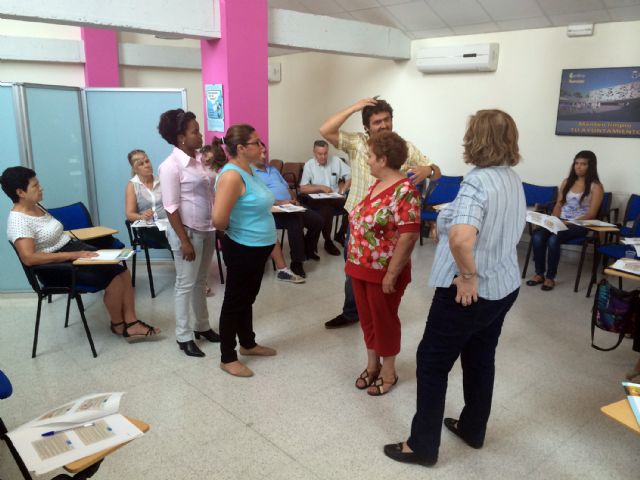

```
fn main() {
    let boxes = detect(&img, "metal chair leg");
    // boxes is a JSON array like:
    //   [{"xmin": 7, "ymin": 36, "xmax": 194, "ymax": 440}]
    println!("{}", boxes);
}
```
[
  {"xmin": 574, "ymin": 241, "xmax": 589, "ymax": 292},
  {"xmin": 419, "ymin": 220, "xmax": 424, "ymax": 246},
  {"xmin": 75, "ymin": 296, "xmax": 97, "ymax": 358},
  {"xmin": 32, "ymin": 296, "xmax": 43, "ymax": 358},
  {"xmin": 64, "ymin": 294, "xmax": 72, "ymax": 327},
  {"xmin": 131, "ymin": 248, "xmax": 137, "ymax": 287},
  {"xmin": 522, "ymin": 239, "xmax": 533, "ymax": 278},
  {"xmin": 1, "ymin": 417, "xmax": 34, "ymax": 479},
  {"xmin": 143, "ymin": 246, "xmax": 155, "ymax": 298}
]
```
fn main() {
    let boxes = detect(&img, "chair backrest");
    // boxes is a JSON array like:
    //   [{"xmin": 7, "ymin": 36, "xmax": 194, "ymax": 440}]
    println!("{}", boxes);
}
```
[
  {"xmin": 47, "ymin": 202, "xmax": 93, "ymax": 230},
  {"xmin": 623, "ymin": 194, "xmax": 640, "ymax": 224},
  {"xmin": 8, "ymin": 241, "xmax": 42, "ymax": 294},
  {"xmin": 269, "ymin": 159, "xmax": 284, "ymax": 173},
  {"xmin": 0, "ymin": 370, "xmax": 12, "ymax": 400},
  {"xmin": 281, "ymin": 162, "xmax": 304, "ymax": 189},
  {"xmin": 599, "ymin": 192, "xmax": 612, "ymax": 220},
  {"xmin": 436, "ymin": 175, "xmax": 463, "ymax": 184},
  {"xmin": 522, "ymin": 183, "xmax": 558, "ymax": 207},
  {"xmin": 425, "ymin": 181, "xmax": 461, "ymax": 206}
]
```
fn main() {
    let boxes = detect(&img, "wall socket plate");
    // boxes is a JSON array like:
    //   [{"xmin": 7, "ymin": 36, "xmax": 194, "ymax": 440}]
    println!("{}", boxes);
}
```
[{"xmin": 268, "ymin": 63, "xmax": 281, "ymax": 83}]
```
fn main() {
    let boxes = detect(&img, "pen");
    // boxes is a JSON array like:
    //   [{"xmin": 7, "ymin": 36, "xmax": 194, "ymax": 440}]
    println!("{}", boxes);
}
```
[{"xmin": 41, "ymin": 422, "xmax": 95, "ymax": 437}]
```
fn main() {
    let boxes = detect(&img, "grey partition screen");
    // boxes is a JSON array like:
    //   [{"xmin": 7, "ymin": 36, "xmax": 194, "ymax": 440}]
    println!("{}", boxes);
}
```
[
  {"xmin": 0, "ymin": 84, "xmax": 29, "ymax": 290},
  {"xmin": 24, "ymin": 85, "xmax": 92, "ymax": 211},
  {"xmin": 84, "ymin": 89, "xmax": 186, "ymax": 248}
]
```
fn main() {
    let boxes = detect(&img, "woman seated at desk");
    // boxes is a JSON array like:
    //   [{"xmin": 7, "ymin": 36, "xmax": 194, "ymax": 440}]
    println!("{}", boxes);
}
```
[
  {"xmin": 527, "ymin": 150, "xmax": 604, "ymax": 292},
  {"xmin": 125, "ymin": 149, "xmax": 170, "ymax": 249},
  {"xmin": 2, "ymin": 166, "xmax": 160, "ymax": 341}
]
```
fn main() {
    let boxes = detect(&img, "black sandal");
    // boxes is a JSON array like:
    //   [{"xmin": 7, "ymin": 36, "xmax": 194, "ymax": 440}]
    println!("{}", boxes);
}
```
[
  {"xmin": 526, "ymin": 276, "xmax": 544, "ymax": 286},
  {"xmin": 123, "ymin": 320, "xmax": 160, "ymax": 343},
  {"xmin": 541, "ymin": 280, "xmax": 555, "ymax": 291},
  {"xmin": 110, "ymin": 321, "xmax": 124, "ymax": 336},
  {"xmin": 355, "ymin": 368, "xmax": 379, "ymax": 390}
]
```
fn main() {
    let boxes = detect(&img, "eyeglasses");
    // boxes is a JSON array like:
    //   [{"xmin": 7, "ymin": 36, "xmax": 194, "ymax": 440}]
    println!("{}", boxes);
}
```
[{"xmin": 244, "ymin": 140, "xmax": 266, "ymax": 148}]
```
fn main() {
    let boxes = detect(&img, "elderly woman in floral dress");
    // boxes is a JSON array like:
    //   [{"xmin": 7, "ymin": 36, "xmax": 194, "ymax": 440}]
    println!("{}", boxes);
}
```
[{"xmin": 346, "ymin": 131, "xmax": 421, "ymax": 396}]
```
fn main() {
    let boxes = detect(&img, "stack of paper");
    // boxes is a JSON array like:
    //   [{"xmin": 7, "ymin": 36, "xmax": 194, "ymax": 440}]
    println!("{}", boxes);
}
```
[
  {"xmin": 308, "ymin": 192, "xmax": 344, "ymax": 199},
  {"xmin": 7, "ymin": 393, "xmax": 144, "ymax": 475},
  {"xmin": 525, "ymin": 211, "xmax": 568, "ymax": 234},
  {"xmin": 609, "ymin": 258, "xmax": 640, "ymax": 276},
  {"xmin": 272, "ymin": 203, "xmax": 306, "ymax": 213}
]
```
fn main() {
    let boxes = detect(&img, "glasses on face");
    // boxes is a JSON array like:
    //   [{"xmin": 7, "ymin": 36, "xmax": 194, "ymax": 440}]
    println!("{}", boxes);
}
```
[{"xmin": 244, "ymin": 140, "xmax": 266, "ymax": 148}]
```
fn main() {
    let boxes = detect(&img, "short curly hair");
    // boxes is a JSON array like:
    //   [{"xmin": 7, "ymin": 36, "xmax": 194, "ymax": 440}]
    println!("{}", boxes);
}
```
[
  {"xmin": 158, "ymin": 109, "xmax": 197, "ymax": 147},
  {"xmin": 463, "ymin": 109, "xmax": 520, "ymax": 167},
  {"xmin": 367, "ymin": 131, "xmax": 407, "ymax": 170},
  {"xmin": 362, "ymin": 99, "xmax": 393, "ymax": 130}
]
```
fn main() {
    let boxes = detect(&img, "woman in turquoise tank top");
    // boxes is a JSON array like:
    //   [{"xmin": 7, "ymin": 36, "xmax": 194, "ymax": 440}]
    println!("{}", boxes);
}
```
[{"xmin": 212, "ymin": 124, "xmax": 277, "ymax": 377}]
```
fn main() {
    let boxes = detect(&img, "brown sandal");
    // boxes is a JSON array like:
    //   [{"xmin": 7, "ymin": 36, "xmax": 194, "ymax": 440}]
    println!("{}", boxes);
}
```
[
  {"xmin": 355, "ymin": 368, "xmax": 380, "ymax": 390},
  {"xmin": 367, "ymin": 375, "xmax": 398, "ymax": 396}
]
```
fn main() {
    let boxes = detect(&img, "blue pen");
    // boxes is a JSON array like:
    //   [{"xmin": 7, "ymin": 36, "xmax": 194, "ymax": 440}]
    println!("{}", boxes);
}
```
[{"xmin": 41, "ymin": 422, "xmax": 95, "ymax": 437}]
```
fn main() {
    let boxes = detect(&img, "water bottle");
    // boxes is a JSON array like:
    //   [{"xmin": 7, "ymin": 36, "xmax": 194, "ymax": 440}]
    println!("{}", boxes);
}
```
[{"xmin": 625, "ymin": 248, "xmax": 637, "ymax": 260}]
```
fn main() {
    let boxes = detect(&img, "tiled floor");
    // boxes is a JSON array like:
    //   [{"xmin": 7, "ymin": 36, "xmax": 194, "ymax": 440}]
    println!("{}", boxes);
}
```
[{"xmin": 1, "ymin": 242, "xmax": 638, "ymax": 479}]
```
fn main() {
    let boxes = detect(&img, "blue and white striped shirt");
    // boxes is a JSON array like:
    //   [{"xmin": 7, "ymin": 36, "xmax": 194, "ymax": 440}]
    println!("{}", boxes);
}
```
[{"xmin": 429, "ymin": 166, "xmax": 526, "ymax": 300}]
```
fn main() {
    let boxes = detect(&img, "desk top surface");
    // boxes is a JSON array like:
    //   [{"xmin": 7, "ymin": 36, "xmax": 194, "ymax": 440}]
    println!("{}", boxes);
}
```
[
  {"xmin": 67, "ymin": 226, "xmax": 118, "ymax": 241},
  {"xmin": 64, "ymin": 417, "xmax": 149, "ymax": 473},
  {"xmin": 604, "ymin": 268, "xmax": 640, "ymax": 282},
  {"xmin": 600, "ymin": 399, "xmax": 640, "ymax": 434}
]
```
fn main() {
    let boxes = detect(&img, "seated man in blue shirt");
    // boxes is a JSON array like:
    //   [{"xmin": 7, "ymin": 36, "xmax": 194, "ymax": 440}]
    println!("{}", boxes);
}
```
[
  {"xmin": 254, "ymin": 158, "xmax": 323, "ymax": 278},
  {"xmin": 299, "ymin": 140, "xmax": 350, "ymax": 255}
]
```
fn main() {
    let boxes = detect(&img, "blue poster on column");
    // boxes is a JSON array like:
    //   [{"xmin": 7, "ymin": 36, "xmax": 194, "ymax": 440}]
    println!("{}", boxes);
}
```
[{"xmin": 206, "ymin": 84, "xmax": 224, "ymax": 132}]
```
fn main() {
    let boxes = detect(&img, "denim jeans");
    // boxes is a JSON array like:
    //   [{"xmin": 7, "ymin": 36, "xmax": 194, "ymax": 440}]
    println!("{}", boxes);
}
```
[
  {"xmin": 531, "ymin": 224, "xmax": 588, "ymax": 279},
  {"xmin": 341, "ymin": 224, "xmax": 358, "ymax": 320},
  {"xmin": 407, "ymin": 285, "xmax": 519, "ymax": 462}
]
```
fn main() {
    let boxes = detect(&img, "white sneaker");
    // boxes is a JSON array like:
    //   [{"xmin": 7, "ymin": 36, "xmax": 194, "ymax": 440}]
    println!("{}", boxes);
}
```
[{"xmin": 276, "ymin": 268, "xmax": 305, "ymax": 284}]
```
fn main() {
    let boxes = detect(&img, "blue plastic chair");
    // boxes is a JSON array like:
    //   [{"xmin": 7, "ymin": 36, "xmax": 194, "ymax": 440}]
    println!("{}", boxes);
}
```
[
  {"xmin": 419, "ymin": 177, "xmax": 462, "ymax": 245},
  {"xmin": 521, "ymin": 183, "xmax": 558, "ymax": 278},
  {"xmin": 47, "ymin": 202, "xmax": 125, "ymax": 249}
]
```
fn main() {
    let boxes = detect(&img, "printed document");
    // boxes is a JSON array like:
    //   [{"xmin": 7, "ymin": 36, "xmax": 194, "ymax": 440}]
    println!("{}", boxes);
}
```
[{"xmin": 525, "ymin": 211, "xmax": 568, "ymax": 234}]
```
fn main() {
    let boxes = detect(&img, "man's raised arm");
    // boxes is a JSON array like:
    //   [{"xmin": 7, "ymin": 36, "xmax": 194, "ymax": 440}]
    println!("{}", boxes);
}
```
[{"xmin": 319, "ymin": 98, "xmax": 378, "ymax": 148}]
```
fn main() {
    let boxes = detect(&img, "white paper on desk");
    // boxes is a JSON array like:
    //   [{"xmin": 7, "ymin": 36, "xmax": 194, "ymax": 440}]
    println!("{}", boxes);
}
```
[
  {"xmin": 622, "ymin": 382, "xmax": 640, "ymax": 427},
  {"xmin": 8, "ymin": 413, "xmax": 143, "ymax": 475},
  {"xmin": 622, "ymin": 238, "xmax": 640, "ymax": 245},
  {"xmin": 526, "ymin": 211, "xmax": 568, "ymax": 234},
  {"xmin": 308, "ymin": 192, "xmax": 344, "ymax": 199},
  {"xmin": 569, "ymin": 219, "xmax": 617, "ymax": 227},
  {"xmin": 24, "ymin": 393, "xmax": 123, "ymax": 429},
  {"xmin": 79, "ymin": 249, "xmax": 133, "ymax": 262},
  {"xmin": 610, "ymin": 259, "xmax": 640, "ymax": 275},
  {"xmin": 272, "ymin": 203, "xmax": 306, "ymax": 213}
]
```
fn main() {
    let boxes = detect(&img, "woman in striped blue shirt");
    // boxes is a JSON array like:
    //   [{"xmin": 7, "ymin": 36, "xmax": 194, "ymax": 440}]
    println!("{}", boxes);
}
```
[{"xmin": 384, "ymin": 110, "xmax": 526, "ymax": 467}]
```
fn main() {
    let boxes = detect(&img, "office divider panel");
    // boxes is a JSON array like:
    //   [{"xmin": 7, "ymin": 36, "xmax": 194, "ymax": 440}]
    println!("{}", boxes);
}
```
[
  {"xmin": 0, "ymin": 85, "xmax": 29, "ymax": 290},
  {"xmin": 24, "ymin": 86, "xmax": 92, "ymax": 211},
  {"xmin": 85, "ymin": 89, "xmax": 185, "ymax": 251}
]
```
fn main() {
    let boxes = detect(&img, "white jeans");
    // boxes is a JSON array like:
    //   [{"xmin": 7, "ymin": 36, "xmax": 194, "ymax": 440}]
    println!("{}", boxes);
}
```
[{"xmin": 167, "ymin": 225, "xmax": 215, "ymax": 342}]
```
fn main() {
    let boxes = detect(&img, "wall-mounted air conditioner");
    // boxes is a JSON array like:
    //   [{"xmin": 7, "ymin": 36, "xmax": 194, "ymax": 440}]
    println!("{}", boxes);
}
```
[{"xmin": 416, "ymin": 43, "xmax": 499, "ymax": 73}]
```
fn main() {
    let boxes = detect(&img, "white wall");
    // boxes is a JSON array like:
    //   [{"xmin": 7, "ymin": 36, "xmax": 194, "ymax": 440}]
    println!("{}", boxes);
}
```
[{"xmin": 268, "ymin": 21, "xmax": 640, "ymax": 201}]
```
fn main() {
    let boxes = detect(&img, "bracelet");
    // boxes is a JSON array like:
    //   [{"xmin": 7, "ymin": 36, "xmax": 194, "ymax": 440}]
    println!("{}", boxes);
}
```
[
  {"xmin": 460, "ymin": 272, "xmax": 476, "ymax": 279},
  {"xmin": 427, "ymin": 165, "xmax": 436, "ymax": 178}
]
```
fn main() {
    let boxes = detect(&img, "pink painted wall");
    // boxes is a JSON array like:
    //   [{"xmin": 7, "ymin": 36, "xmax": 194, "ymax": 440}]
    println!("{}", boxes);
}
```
[
  {"xmin": 81, "ymin": 28, "xmax": 120, "ymax": 87},
  {"xmin": 200, "ymin": 0, "xmax": 268, "ymax": 146}
]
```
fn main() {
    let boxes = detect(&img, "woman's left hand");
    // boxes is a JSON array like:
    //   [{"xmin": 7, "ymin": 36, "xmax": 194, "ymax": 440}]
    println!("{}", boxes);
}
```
[
  {"xmin": 382, "ymin": 272, "xmax": 397, "ymax": 294},
  {"xmin": 453, "ymin": 276, "xmax": 478, "ymax": 307}
]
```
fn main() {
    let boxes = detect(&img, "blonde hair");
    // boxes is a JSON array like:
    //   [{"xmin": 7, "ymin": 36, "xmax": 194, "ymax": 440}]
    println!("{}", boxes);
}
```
[{"xmin": 463, "ymin": 110, "xmax": 520, "ymax": 167}]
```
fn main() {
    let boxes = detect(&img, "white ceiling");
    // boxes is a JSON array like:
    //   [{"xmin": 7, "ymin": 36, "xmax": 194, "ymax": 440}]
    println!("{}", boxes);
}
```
[{"xmin": 268, "ymin": 0, "xmax": 640, "ymax": 39}]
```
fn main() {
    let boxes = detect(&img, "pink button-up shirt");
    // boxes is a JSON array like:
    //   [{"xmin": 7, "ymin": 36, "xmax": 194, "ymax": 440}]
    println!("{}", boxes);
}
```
[{"xmin": 158, "ymin": 147, "xmax": 215, "ymax": 232}]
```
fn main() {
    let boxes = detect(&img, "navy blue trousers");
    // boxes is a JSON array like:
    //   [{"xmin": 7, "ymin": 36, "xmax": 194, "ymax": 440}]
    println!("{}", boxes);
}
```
[{"xmin": 407, "ymin": 285, "xmax": 519, "ymax": 462}]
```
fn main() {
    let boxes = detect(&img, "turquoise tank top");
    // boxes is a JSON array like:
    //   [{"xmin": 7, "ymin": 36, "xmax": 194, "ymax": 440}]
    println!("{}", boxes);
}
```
[{"xmin": 216, "ymin": 163, "xmax": 276, "ymax": 247}]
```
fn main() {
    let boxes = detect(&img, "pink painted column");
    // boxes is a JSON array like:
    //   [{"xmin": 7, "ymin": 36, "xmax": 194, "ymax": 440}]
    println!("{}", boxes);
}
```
[
  {"xmin": 81, "ymin": 28, "xmax": 120, "ymax": 87},
  {"xmin": 200, "ymin": 0, "xmax": 268, "ymax": 145}
]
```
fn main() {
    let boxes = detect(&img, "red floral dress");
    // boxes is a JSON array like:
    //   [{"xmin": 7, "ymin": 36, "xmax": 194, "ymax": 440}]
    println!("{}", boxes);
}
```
[{"xmin": 346, "ymin": 178, "xmax": 420, "ymax": 284}]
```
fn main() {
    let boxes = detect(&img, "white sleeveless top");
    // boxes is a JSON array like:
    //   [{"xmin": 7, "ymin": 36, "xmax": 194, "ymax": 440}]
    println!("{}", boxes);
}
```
[
  {"xmin": 130, "ymin": 175, "xmax": 166, "ymax": 219},
  {"xmin": 560, "ymin": 190, "xmax": 592, "ymax": 220}
]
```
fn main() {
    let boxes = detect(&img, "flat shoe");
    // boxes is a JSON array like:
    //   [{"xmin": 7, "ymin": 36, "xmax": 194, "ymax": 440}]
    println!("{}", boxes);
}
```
[
  {"xmin": 444, "ymin": 418, "xmax": 483, "ymax": 449},
  {"xmin": 239, "ymin": 345, "xmax": 277, "ymax": 356},
  {"xmin": 220, "ymin": 362, "xmax": 254, "ymax": 377},
  {"xmin": 541, "ymin": 281, "xmax": 555, "ymax": 291},
  {"xmin": 526, "ymin": 278, "xmax": 544, "ymax": 286},
  {"xmin": 383, "ymin": 443, "xmax": 436, "ymax": 467}
]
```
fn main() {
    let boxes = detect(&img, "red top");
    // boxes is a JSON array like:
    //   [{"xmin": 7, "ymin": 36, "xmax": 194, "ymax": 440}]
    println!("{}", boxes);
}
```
[{"xmin": 346, "ymin": 178, "xmax": 420, "ymax": 284}]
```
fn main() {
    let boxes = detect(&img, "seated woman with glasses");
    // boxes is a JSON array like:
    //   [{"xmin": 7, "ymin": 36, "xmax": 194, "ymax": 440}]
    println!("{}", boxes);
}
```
[
  {"xmin": 125, "ymin": 149, "xmax": 171, "ymax": 249},
  {"xmin": 2, "ymin": 166, "xmax": 160, "ymax": 341}
]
